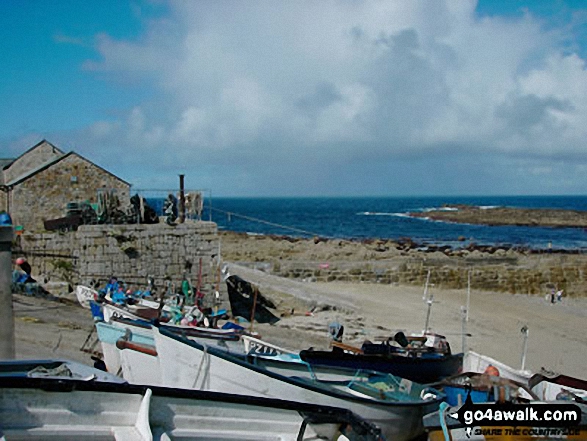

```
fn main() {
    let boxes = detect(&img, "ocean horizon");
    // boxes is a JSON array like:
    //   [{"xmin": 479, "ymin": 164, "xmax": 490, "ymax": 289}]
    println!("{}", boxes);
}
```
[{"xmin": 187, "ymin": 195, "xmax": 587, "ymax": 251}]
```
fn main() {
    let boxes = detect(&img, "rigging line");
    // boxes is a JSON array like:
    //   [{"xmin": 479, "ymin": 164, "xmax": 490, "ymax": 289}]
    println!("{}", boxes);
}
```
[{"xmin": 209, "ymin": 207, "xmax": 325, "ymax": 238}]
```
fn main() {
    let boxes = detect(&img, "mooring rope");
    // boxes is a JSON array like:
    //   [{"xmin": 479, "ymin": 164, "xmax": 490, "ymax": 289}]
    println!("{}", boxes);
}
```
[
  {"xmin": 192, "ymin": 343, "xmax": 211, "ymax": 390},
  {"xmin": 209, "ymin": 207, "xmax": 325, "ymax": 238}
]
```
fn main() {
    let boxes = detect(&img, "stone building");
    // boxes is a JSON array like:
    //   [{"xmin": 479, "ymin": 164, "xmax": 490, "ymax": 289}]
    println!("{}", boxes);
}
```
[{"xmin": 0, "ymin": 140, "xmax": 130, "ymax": 232}]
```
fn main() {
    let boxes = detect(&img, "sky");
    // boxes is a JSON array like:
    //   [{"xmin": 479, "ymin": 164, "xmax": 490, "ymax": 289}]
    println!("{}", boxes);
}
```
[{"xmin": 1, "ymin": 0, "xmax": 587, "ymax": 197}]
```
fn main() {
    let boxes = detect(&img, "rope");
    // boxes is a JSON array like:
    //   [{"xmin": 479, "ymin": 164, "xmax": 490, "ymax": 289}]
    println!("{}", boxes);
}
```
[
  {"xmin": 192, "ymin": 343, "xmax": 210, "ymax": 390},
  {"xmin": 438, "ymin": 401, "xmax": 451, "ymax": 441},
  {"xmin": 347, "ymin": 369, "xmax": 364, "ymax": 389},
  {"xmin": 28, "ymin": 364, "xmax": 73, "ymax": 378},
  {"xmin": 302, "ymin": 361, "xmax": 317, "ymax": 381},
  {"xmin": 296, "ymin": 419, "xmax": 309, "ymax": 441},
  {"xmin": 210, "ymin": 207, "xmax": 325, "ymax": 238}
]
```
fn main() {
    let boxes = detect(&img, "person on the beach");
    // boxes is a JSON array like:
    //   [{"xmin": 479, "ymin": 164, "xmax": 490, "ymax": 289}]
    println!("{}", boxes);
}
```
[
  {"xmin": 15, "ymin": 257, "xmax": 35, "ymax": 283},
  {"xmin": 556, "ymin": 289, "xmax": 563, "ymax": 303}
]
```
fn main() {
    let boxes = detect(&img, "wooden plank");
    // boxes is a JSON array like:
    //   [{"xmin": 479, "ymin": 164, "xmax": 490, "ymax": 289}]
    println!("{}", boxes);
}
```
[{"xmin": 330, "ymin": 341, "xmax": 364, "ymax": 354}]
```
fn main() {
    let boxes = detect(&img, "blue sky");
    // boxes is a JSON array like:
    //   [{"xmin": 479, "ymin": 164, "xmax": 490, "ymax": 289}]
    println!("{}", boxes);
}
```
[{"xmin": 1, "ymin": 0, "xmax": 586, "ymax": 197}]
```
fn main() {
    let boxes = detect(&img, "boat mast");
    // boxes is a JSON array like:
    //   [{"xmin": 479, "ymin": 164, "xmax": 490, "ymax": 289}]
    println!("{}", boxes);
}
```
[
  {"xmin": 423, "ymin": 294, "xmax": 434, "ymax": 333},
  {"xmin": 422, "ymin": 269, "xmax": 431, "ymax": 301},
  {"xmin": 520, "ymin": 325, "xmax": 529, "ymax": 371},
  {"xmin": 466, "ymin": 270, "xmax": 471, "ymax": 322}
]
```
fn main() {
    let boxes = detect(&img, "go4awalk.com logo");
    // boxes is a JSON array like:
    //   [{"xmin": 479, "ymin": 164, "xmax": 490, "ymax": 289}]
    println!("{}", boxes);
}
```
[{"xmin": 451, "ymin": 392, "xmax": 582, "ymax": 438}]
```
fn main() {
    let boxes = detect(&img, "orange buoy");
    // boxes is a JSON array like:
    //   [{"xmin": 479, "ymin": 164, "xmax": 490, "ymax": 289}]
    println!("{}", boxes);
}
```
[{"xmin": 484, "ymin": 364, "xmax": 500, "ymax": 376}]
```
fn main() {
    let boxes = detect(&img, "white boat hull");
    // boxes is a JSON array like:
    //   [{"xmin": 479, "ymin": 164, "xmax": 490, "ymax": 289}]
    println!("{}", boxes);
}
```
[
  {"xmin": 95, "ymin": 321, "xmax": 157, "ymax": 381},
  {"xmin": 0, "ymin": 376, "xmax": 382, "ymax": 440},
  {"xmin": 463, "ymin": 351, "xmax": 532, "ymax": 384},
  {"xmin": 153, "ymin": 326, "xmax": 440, "ymax": 441},
  {"xmin": 96, "ymin": 320, "xmax": 246, "ymax": 385},
  {"xmin": 74, "ymin": 285, "xmax": 98, "ymax": 309}
]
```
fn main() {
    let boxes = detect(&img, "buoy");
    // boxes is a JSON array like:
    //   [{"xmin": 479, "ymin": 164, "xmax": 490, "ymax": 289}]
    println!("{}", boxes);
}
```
[{"xmin": 484, "ymin": 364, "xmax": 500, "ymax": 376}]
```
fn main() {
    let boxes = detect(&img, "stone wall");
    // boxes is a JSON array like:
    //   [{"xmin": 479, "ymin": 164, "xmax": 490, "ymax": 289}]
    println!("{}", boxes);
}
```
[
  {"xmin": 238, "ymin": 254, "xmax": 587, "ymax": 297},
  {"xmin": 15, "ymin": 221, "xmax": 222, "ymax": 300},
  {"xmin": 273, "ymin": 262, "xmax": 579, "ymax": 294},
  {"xmin": 10, "ymin": 153, "xmax": 130, "ymax": 231}
]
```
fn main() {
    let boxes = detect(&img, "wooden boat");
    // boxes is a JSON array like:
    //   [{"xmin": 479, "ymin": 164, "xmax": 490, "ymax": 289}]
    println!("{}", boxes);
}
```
[
  {"xmin": 151, "ymin": 325, "xmax": 444, "ymax": 441},
  {"xmin": 74, "ymin": 285, "xmax": 99, "ymax": 309},
  {"xmin": 102, "ymin": 317, "xmax": 392, "ymax": 384},
  {"xmin": 97, "ymin": 299, "xmax": 260, "ymax": 346},
  {"xmin": 463, "ymin": 350, "xmax": 533, "ymax": 384},
  {"xmin": 160, "ymin": 319, "xmax": 251, "ymax": 339},
  {"xmin": 95, "ymin": 321, "xmax": 162, "ymax": 384},
  {"xmin": 100, "ymin": 300, "xmax": 239, "ymax": 336},
  {"xmin": 0, "ymin": 375, "xmax": 384, "ymax": 440},
  {"xmin": 529, "ymin": 372, "xmax": 587, "ymax": 402},
  {"xmin": 241, "ymin": 334, "xmax": 297, "ymax": 356},
  {"xmin": 226, "ymin": 274, "xmax": 280, "ymax": 324},
  {"xmin": 102, "ymin": 299, "xmax": 164, "ymax": 322},
  {"xmin": 299, "ymin": 333, "xmax": 463, "ymax": 384},
  {"xmin": 75, "ymin": 285, "xmax": 164, "ymax": 312},
  {"xmin": 95, "ymin": 318, "xmax": 247, "ymax": 383}
]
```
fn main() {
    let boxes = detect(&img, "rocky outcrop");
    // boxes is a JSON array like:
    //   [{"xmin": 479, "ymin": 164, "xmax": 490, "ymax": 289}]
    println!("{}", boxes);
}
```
[
  {"xmin": 408, "ymin": 204, "xmax": 587, "ymax": 228},
  {"xmin": 219, "ymin": 232, "xmax": 587, "ymax": 297}
]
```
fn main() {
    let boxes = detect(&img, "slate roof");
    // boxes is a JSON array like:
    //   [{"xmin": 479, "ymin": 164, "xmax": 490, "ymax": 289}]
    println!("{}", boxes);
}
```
[{"xmin": 5, "ymin": 151, "xmax": 130, "ymax": 187}]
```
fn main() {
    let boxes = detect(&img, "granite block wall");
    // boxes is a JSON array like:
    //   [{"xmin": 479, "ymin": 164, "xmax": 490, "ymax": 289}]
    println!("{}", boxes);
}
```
[
  {"xmin": 15, "ymin": 222, "xmax": 221, "ymax": 299},
  {"xmin": 10, "ymin": 153, "xmax": 130, "ymax": 231}
]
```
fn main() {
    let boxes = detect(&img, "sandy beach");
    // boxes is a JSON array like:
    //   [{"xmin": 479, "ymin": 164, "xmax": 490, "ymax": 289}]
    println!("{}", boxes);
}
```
[
  {"xmin": 228, "ymin": 264, "xmax": 587, "ymax": 379},
  {"xmin": 11, "ymin": 248, "xmax": 587, "ymax": 381}
]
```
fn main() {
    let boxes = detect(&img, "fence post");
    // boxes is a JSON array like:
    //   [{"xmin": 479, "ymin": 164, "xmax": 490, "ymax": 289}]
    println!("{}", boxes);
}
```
[
  {"xmin": 179, "ymin": 174, "xmax": 186, "ymax": 223},
  {"xmin": 0, "ymin": 226, "xmax": 15, "ymax": 359}
]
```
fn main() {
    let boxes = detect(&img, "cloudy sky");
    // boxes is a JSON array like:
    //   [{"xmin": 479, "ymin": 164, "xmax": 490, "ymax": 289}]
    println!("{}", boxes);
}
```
[{"xmin": 1, "ymin": 0, "xmax": 586, "ymax": 196}]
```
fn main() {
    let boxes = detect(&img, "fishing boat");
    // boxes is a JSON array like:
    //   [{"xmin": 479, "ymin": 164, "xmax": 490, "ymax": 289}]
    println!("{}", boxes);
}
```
[
  {"xmin": 430, "ymin": 371, "xmax": 536, "ymax": 406},
  {"xmin": 160, "ymin": 318, "xmax": 247, "ymax": 339},
  {"xmin": 99, "ymin": 298, "xmax": 233, "ymax": 333},
  {"xmin": 75, "ymin": 285, "xmax": 164, "ymax": 312},
  {"xmin": 529, "ymin": 372, "xmax": 587, "ymax": 402},
  {"xmin": 0, "ymin": 375, "xmax": 383, "ymax": 440},
  {"xmin": 93, "ymin": 295, "xmax": 259, "ymax": 345},
  {"xmin": 74, "ymin": 284, "xmax": 99, "ymax": 309},
  {"xmin": 95, "ymin": 320, "xmax": 162, "ymax": 383},
  {"xmin": 299, "ymin": 332, "xmax": 463, "ymax": 384},
  {"xmin": 95, "ymin": 318, "xmax": 247, "ymax": 383},
  {"xmin": 242, "ymin": 334, "xmax": 297, "ymax": 357},
  {"xmin": 96, "ymin": 318, "xmax": 357, "ymax": 384},
  {"xmin": 102, "ymin": 298, "xmax": 164, "ymax": 322},
  {"xmin": 463, "ymin": 350, "xmax": 533, "ymax": 384},
  {"xmin": 151, "ymin": 325, "xmax": 444, "ymax": 441}
]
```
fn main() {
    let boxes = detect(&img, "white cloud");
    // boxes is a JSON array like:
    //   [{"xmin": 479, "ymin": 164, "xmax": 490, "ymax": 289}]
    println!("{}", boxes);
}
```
[{"xmin": 70, "ymin": 0, "xmax": 587, "ymax": 195}]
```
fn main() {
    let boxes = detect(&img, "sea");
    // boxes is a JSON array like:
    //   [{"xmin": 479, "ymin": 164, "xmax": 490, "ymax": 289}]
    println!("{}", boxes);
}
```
[{"xmin": 150, "ymin": 195, "xmax": 587, "ymax": 251}]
